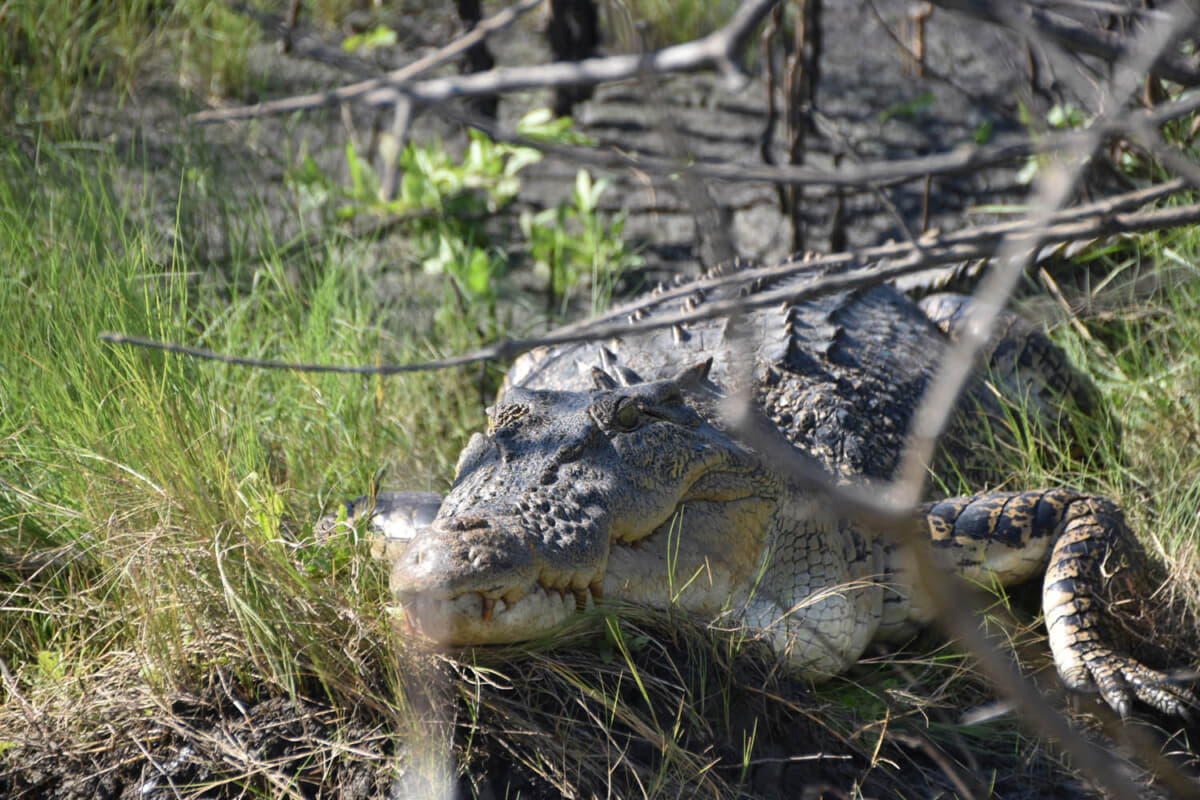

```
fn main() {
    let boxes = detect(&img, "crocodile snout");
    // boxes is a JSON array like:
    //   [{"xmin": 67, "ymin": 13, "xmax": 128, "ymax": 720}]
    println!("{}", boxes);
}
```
[
  {"xmin": 390, "ymin": 512, "xmax": 598, "ymax": 645},
  {"xmin": 395, "ymin": 516, "xmax": 535, "ymax": 597}
]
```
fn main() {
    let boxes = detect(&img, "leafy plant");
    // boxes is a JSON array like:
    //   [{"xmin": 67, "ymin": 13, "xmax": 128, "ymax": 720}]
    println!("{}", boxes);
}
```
[
  {"xmin": 521, "ymin": 168, "xmax": 641, "ymax": 314},
  {"xmin": 1, "ymin": 0, "xmax": 159, "ymax": 128},
  {"xmin": 288, "ymin": 108, "xmax": 640, "ymax": 332}
]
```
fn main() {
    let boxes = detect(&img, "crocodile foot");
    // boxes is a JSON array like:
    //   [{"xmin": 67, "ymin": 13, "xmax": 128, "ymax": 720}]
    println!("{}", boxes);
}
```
[
  {"xmin": 1055, "ymin": 646, "xmax": 1196, "ymax": 719},
  {"xmin": 1042, "ymin": 494, "xmax": 1196, "ymax": 718}
]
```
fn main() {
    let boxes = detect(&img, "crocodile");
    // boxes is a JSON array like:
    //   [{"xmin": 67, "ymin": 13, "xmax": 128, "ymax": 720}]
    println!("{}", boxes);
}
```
[{"xmin": 324, "ymin": 258, "xmax": 1194, "ymax": 718}]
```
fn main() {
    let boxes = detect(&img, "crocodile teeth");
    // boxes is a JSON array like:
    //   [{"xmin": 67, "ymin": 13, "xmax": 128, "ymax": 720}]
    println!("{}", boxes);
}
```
[{"xmin": 401, "ymin": 574, "xmax": 608, "ymax": 644}]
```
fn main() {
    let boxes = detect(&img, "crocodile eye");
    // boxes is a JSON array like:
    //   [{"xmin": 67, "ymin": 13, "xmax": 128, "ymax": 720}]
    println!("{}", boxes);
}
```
[{"xmin": 613, "ymin": 398, "xmax": 641, "ymax": 431}]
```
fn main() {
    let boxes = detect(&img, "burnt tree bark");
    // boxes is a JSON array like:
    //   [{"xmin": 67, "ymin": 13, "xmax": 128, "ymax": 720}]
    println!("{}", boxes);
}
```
[
  {"xmin": 548, "ymin": 0, "xmax": 601, "ymax": 116},
  {"xmin": 454, "ymin": 0, "xmax": 500, "ymax": 119}
]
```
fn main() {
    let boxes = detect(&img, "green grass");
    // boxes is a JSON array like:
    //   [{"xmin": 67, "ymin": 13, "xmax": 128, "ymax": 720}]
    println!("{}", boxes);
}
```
[
  {"xmin": 0, "ymin": 0, "xmax": 411, "ymax": 132},
  {"xmin": 603, "ymin": 0, "xmax": 744, "ymax": 51},
  {"xmin": 1, "ymin": 0, "xmax": 256, "ymax": 132},
  {"xmin": 0, "ymin": 134, "xmax": 485, "ymax": 748},
  {"xmin": 1035, "ymin": 238, "xmax": 1200, "ymax": 600}
]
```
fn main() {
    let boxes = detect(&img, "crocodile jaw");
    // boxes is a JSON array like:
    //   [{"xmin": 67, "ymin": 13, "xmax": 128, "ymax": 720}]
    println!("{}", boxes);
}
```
[
  {"xmin": 396, "ymin": 580, "xmax": 601, "ymax": 645},
  {"xmin": 391, "ymin": 492, "xmax": 776, "ymax": 644},
  {"xmin": 389, "ymin": 513, "xmax": 611, "ymax": 645},
  {"xmin": 387, "ymin": 376, "xmax": 776, "ymax": 645}
]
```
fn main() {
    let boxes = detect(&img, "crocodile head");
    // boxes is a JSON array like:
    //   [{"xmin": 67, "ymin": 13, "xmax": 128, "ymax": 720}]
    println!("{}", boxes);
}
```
[{"xmin": 391, "ymin": 360, "xmax": 781, "ymax": 644}]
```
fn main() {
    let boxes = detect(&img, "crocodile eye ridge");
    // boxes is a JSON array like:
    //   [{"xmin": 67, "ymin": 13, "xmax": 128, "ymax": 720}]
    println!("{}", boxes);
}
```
[{"xmin": 487, "ymin": 402, "xmax": 531, "ymax": 434}]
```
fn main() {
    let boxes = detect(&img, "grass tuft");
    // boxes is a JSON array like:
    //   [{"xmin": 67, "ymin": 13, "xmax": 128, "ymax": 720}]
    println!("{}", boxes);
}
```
[{"xmin": 0, "ymin": 134, "xmax": 483, "ymax": 794}]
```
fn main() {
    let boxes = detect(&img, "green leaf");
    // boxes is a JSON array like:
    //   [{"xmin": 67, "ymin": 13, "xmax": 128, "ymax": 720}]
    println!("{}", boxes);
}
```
[
  {"xmin": 503, "ymin": 146, "xmax": 544, "ymax": 177},
  {"xmin": 1047, "ymin": 103, "xmax": 1087, "ymax": 130},
  {"xmin": 973, "ymin": 119, "xmax": 994, "ymax": 145},
  {"xmin": 1015, "ymin": 157, "xmax": 1040, "ymax": 185},
  {"xmin": 574, "ymin": 169, "xmax": 593, "ymax": 213},
  {"xmin": 517, "ymin": 108, "xmax": 556, "ymax": 134},
  {"xmin": 516, "ymin": 107, "xmax": 595, "ymax": 145},
  {"xmin": 343, "ymin": 25, "xmax": 398, "ymax": 54},
  {"xmin": 424, "ymin": 235, "xmax": 455, "ymax": 276},
  {"xmin": 574, "ymin": 169, "xmax": 609, "ymax": 214},
  {"xmin": 344, "ymin": 140, "xmax": 379, "ymax": 202},
  {"xmin": 465, "ymin": 248, "xmax": 494, "ymax": 297}
]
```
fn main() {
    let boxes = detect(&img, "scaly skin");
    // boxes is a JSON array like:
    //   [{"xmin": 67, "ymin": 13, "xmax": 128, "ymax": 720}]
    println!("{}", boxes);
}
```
[{"xmin": 322, "ymin": 261, "xmax": 1195, "ymax": 717}]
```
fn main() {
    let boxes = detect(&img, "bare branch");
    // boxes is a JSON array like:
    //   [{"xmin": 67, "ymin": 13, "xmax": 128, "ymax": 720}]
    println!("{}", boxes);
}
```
[
  {"xmin": 191, "ymin": 0, "xmax": 546, "ymax": 124},
  {"xmin": 442, "ymin": 88, "xmax": 1200, "ymax": 194},
  {"xmin": 191, "ymin": 0, "xmax": 782, "ymax": 125},
  {"xmin": 933, "ymin": 0, "xmax": 1200, "ymax": 86},
  {"xmin": 99, "ymin": 195, "xmax": 1200, "ymax": 376}
]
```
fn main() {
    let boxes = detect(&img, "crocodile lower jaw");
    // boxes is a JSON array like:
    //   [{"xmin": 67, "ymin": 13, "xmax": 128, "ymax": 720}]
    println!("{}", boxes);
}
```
[{"xmin": 396, "ymin": 580, "xmax": 603, "ymax": 645}]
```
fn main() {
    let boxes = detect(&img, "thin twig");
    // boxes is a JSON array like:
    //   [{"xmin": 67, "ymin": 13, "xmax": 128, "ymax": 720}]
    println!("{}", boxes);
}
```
[
  {"xmin": 192, "ymin": 0, "xmax": 547, "ymax": 125},
  {"xmin": 98, "ymin": 196, "xmax": 1200, "ymax": 376},
  {"xmin": 191, "ymin": 0, "xmax": 781, "ymax": 125}
]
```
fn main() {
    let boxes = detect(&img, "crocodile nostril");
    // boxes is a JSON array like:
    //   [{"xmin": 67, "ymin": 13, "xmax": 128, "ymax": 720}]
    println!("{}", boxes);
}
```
[{"xmin": 437, "ymin": 515, "xmax": 491, "ymax": 532}]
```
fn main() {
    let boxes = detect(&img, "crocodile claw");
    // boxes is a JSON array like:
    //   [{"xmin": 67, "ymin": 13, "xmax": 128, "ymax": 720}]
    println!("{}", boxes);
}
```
[{"xmin": 1060, "ymin": 649, "xmax": 1197, "ymax": 718}]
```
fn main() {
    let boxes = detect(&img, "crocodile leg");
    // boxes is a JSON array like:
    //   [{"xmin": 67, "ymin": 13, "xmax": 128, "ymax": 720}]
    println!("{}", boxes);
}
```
[
  {"xmin": 1041, "ymin": 494, "xmax": 1194, "ymax": 717},
  {"xmin": 915, "ymin": 489, "xmax": 1195, "ymax": 717},
  {"xmin": 745, "ymin": 514, "xmax": 886, "ymax": 679}
]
